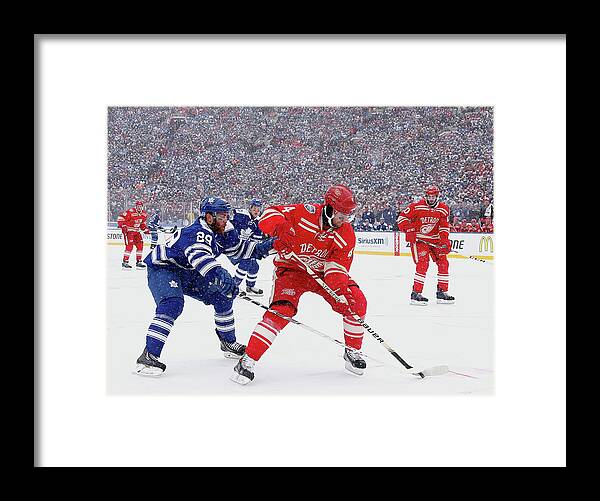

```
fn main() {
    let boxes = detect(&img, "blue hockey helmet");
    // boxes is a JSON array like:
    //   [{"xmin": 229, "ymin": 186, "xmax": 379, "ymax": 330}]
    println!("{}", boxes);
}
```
[
  {"xmin": 249, "ymin": 199, "xmax": 263, "ymax": 209},
  {"xmin": 199, "ymin": 197, "xmax": 232, "ymax": 217}
]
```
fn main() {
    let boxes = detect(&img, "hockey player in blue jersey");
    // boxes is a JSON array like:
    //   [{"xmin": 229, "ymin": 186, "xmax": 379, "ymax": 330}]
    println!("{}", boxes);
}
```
[
  {"xmin": 134, "ymin": 197, "xmax": 275, "ymax": 376},
  {"xmin": 230, "ymin": 199, "xmax": 267, "ymax": 296},
  {"xmin": 147, "ymin": 211, "xmax": 178, "ymax": 250}
]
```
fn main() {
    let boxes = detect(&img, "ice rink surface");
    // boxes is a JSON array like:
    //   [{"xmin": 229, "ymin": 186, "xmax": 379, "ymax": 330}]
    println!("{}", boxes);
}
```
[{"xmin": 107, "ymin": 246, "xmax": 494, "ymax": 395}]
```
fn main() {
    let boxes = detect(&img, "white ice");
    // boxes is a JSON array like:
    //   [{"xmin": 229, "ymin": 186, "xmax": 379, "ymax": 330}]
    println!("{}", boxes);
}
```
[{"xmin": 107, "ymin": 246, "xmax": 494, "ymax": 395}]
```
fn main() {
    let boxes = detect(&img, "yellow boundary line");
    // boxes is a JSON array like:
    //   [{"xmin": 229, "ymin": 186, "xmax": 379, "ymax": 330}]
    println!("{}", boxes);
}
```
[{"xmin": 354, "ymin": 250, "xmax": 494, "ymax": 260}]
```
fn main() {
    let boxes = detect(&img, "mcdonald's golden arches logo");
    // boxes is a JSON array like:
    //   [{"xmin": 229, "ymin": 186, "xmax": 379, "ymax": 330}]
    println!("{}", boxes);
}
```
[{"xmin": 479, "ymin": 236, "xmax": 494, "ymax": 253}]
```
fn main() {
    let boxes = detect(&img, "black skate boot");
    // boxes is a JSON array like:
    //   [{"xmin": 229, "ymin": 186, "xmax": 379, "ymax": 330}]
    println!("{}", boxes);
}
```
[
  {"xmin": 136, "ymin": 261, "xmax": 146, "ymax": 269},
  {"xmin": 133, "ymin": 347, "xmax": 166, "ymax": 377},
  {"xmin": 230, "ymin": 354, "xmax": 256, "ymax": 385},
  {"xmin": 220, "ymin": 340, "xmax": 246, "ymax": 359},
  {"xmin": 216, "ymin": 330, "xmax": 246, "ymax": 359},
  {"xmin": 122, "ymin": 261, "xmax": 132, "ymax": 269},
  {"xmin": 436, "ymin": 289, "xmax": 455, "ymax": 304},
  {"xmin": 245, "ymin": 285, "xmax": 263, "ymax": 296},
  {"xmin": 410, "ymin": 290, "xmax": 429, "ymax": 306},
  {"xmin": 343, "ymin": 348, "xmax": 367, "ymax": 376}
]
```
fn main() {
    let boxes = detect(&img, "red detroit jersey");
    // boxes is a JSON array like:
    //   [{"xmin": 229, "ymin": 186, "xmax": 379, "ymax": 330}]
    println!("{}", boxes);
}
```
[
  {"xmin": 258, "ymin": 203, "xmax": 356, "ymax": 283},
  {"xmin": 396, "ymin": 199, "xmax": 450, "ymax": 243},
  {"xmin": 117, "ymin": 207, "xmax": 148, "ymax": 232}
]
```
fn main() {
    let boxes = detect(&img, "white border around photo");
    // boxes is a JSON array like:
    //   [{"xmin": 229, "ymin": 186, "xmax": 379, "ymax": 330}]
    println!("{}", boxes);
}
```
[{"xmin": 36, "ymin": 36, "xmax": 566, "ymax": 467}]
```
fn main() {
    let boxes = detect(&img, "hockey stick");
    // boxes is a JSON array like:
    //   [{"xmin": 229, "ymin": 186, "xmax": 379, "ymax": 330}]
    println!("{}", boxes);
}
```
[
  {"xmin": 284, "ymin": 251, "xmax": 428, "ymax": 378},
  {"xmin": 417, "ymin": 239, "xmax": 491, "ymax": 264},
  {"xmin": 237, "ymin": 292, "xmax": 448, "ymax": 377},
  {"xmin": 409, "ymin": 241, "xmax": 418, "ymax": 265}
]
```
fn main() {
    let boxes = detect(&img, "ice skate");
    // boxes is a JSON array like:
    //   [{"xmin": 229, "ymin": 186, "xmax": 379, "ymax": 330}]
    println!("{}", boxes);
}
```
[
  {"xmin": 133, "ymin": 347, "xmax": 166, "ymax": 377},
  {"xmin": 343, "ymin": 348, "xmax": 367, "ymax": 376},
  {"xmin": 436, "ymin": 289, "xmax": 455, "ymax": 304},
  {"xmin": 150, "ymin": 243, "xmax": 157, "ymax": 250},
  {"xmin": 220, "ymin": 340, "xmax": 246, "ymax": 359},
  {"xmin": 135, "ymin": 261, "xmax": 146, "ymax": 269},
  {"xmin": 245, "ymin": 285, "xmax": 264, "ymax": 296},
  {"xmin": 230, "ymin": 354, "xmax": 256, "ymax": 385},
  {"xmin": 121, "ymin": 261, "xmax": 132, "ymax": 269},
  {"xmin": 410, "ymin": 290, "xmax": 429, "ymax": 306}
]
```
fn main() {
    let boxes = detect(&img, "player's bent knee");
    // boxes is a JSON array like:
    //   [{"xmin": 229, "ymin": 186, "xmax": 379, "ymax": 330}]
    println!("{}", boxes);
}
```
[
  {"xmin": 212, "ymin": 295, "xmax": 234, "ymax": 311},
  {"xmin": 156, "ymin": 296, "xmax": 184, "ymax": 320},
  {"xmin": 270, "ymin": 300, "xmax": 297, "ymax": 316},
  {"xmin": 350, "ymin": 286, "xmax": 367, "ymax": 317},
  {"xmin": 264, "ymin": 300, "xmax": 296, "ymax": 330}
]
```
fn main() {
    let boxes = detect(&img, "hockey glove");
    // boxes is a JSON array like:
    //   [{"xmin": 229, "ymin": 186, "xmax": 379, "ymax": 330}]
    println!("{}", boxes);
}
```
[
  {"xmin": 254, "ymin": 237, "xmax": 275, "ymax": 259},
  {"xmin": 404, "ymin": 227, "xmax": 417, "ymax": 244},
  {"xmin": 272, "ymin": 221, "xmax": 296, "ymax": 255},
  {"xmin": 330, "ymin": 286, "xmax": 357, "ymax": 317},
  {"xmin": 437, "ymin": 238, "xmax": 451, "ymax": 255},
  {"xmin": 209, "ymin": 267, "xmax": 240, "ymax": 299}
]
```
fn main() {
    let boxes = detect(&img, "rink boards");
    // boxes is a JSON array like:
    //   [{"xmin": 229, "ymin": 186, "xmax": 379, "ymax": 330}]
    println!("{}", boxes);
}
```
[{"xmin": 106, "ymin": 228, "xmax": 495, "ymax": 261}]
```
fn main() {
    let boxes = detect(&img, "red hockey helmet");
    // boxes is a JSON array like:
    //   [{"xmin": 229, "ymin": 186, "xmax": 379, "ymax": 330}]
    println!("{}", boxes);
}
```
[
  {"xmin": 425, "ymin": 185, "xmax": 440, "ymax": 197},
  {"xmin": 323, "ymin": 185, "xmax": 357, "ymax": 228},
  {"xmin": 324, "ymin": 185, "xmax": 357, "ymax": 214},
  {"xmin": 424, "ymin": 185, "xmax": 440, "ymax": 206}
]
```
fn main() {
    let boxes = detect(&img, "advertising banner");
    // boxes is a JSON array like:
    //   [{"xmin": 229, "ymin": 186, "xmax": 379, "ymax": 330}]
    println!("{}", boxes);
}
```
[
  {"xmin": 355, "ymin": 232, "xmax": 494, "ymax": 260},
  {"xmin": 107, "ymin": 228, "xmax": 494, "ymax": 260}
]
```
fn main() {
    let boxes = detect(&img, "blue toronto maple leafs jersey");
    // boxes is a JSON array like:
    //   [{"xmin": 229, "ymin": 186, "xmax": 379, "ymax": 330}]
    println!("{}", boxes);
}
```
[
  {"xmin": 143, "ymin": 217, "xmax": 270, "ymax": 283},
  {"xmin": 147, "ymin": 213, "xmax": 161, "ymax": 232},
  {"xmin": 232, "ymin": 209, "xmax": 264, "ymax": 243}
]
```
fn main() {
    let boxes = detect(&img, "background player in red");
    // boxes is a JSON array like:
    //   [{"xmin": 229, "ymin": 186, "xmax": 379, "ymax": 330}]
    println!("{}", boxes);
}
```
[
  {"xmin": 231, "ymin": 185, "xmax": 368, "ymax": 385},
  {"xmin": 117, "ymin": 200, "xmax": 150, "ymax": 269},
  {"xmin": 397, "ymin": 186, "xmax": 456, "ymax": 305}
]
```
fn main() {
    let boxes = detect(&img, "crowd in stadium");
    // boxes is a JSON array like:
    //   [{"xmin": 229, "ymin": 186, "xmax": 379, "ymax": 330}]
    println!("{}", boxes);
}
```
[{"xmin": 108, "ymin": 106, "xmax": 494, "ymax": 232}]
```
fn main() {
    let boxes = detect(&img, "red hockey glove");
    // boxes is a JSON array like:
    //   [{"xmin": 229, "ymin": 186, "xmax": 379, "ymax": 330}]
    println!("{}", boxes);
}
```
[
  {"xmin": 121, "ymin": 225, "xmax": 129, "ymax": 235},
  {"xmin": 405, "ymin": 227, "xmax": 417, "ymax": 244},
  {"xmin": 437, "ymin": 238, "xmax": 451, "ymax": 255},
  {"xmin": 331, "ymin": 286, "xmax": 357, "ymax": 317},
  {"xmin": 272, "ymin": 221, "xmax": 296, "ymax": 255}
]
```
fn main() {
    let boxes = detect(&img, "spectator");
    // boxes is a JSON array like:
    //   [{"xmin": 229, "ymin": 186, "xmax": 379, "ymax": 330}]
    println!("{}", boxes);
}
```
[{"xmin": 108, "ymin": 106, "xmax": 493, "ymax": 233}]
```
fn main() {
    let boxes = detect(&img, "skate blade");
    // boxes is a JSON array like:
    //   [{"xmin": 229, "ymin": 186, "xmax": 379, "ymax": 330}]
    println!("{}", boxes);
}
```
[
  {"xmin": 230, "ymin": 372, "xmax": 252, "ymax": 385},
  {"xmin": 222, "ymin": 352, "xmax": 243, "ymax": 359},
  {"xmin": 410, "ymin": 300, "xmax": 428, "ymax": 306},
  {"xmin": 133, "ymin": 364, "xmax": 164, "ymax": 377},
  {"xmin": 420, "ymin": 365, "xmax": 449, "ymax": 376},
  {"xmin": 436, "ymin": 299, "xmax": 455, "ymax": 304},
  {"xmin": 344, "ymin": 361, "xmax": 365, "ymax": 376},
  {"xmin": 245, "ymin": 291, "xmax": 263, "ymax": 297}
]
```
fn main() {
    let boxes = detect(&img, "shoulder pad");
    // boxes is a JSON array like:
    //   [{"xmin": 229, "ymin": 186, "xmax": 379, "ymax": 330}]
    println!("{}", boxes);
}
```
[{"xmin": 334, "ymin": 223, "xmax": 356, "ymax": 245}]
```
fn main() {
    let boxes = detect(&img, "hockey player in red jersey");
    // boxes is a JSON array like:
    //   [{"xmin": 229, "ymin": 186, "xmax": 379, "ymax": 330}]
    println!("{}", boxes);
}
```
[
  {"xmin": 396, "ymin": 186, "xmax": 455, "ymax": 305},
  {"xmin": 231, "ymin": 185, "xmax": 368, "ymax": 385},
  {"xmin": 117, "ymin": 200, "xmax": 150, "ymax": 269}
]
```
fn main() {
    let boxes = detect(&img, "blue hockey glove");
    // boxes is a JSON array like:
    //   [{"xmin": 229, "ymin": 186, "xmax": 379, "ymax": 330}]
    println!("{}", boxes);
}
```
[
  {"xmin": 254, "ymin": 237, "xmax": 275, "ymax": 259},
  {"xmin": 209, "ymin": 267, "xmax": 240, "ymax": 298}
]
